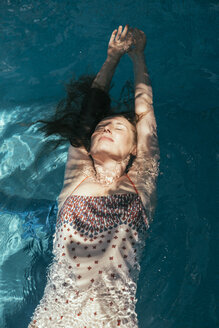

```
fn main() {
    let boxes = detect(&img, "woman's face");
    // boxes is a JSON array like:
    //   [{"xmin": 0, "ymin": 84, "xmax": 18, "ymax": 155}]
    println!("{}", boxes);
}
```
[{"xmin": 90, "ymin": 116, "xmax": 137, "ymax": 162}]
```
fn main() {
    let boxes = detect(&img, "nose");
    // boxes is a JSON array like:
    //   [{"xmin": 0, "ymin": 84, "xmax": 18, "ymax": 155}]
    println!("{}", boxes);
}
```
[{"xmin": 103, "ymin": 125, "xmax": 112, "ymax": 133}]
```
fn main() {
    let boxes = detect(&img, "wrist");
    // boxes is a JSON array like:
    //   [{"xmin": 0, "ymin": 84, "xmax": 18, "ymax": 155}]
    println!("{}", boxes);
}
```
[
  {"xmin": 106, "ymin": 53, "xmax": 122, "ymax": 64},
  {"xmin": 130, "ymin": 52, "xmax": 145, "ymax": 62}
]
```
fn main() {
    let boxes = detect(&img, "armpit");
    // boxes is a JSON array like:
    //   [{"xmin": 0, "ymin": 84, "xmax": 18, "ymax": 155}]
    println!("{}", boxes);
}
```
[{"xmin": 128, "ymin": 153, "xmax": 160, "ymax": 222}]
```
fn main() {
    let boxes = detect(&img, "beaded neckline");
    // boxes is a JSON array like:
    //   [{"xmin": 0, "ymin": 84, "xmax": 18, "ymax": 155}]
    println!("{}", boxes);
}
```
[
  {"xmin": 67, "ymin": 193, "xmax": 147, "ymax": 213},
  {"xmin": 69, "ymin": 192, "xmax": 138, "ymax": 199}
]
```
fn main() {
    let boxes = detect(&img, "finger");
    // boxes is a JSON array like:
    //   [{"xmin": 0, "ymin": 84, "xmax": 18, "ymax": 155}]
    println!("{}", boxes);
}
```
[
  {"xmin": 109, "ymin": 29, "xmax": 117, "ymax": 44},
  {"xmin": 139, "ymin": 29, "xmax": 146, "ymax": 38},
  {"xmin": 115, "ymin": 25, "xmax": 123, "ymax": 41},
  {"xmin": 133, "ymin": 27, "xmax": 139, "ymax": 36},
  {"xmin": 133, "ymin": 27, "xmax": 145, "ymax": 39},
  {"xmin": 120, "ymin": 24, "xmax": 129, "ymax": 41},
  {"xmin": 126, "ymin": 27, "xmax": 135, "ymax": 42},
  {"xmin": 126, "ymin": 27, "xmax": 133, "ymax": 37}
]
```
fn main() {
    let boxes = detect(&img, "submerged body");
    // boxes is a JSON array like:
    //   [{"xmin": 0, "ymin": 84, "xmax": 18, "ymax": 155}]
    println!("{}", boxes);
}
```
[
  {"xmin": 29, "ymin": 25, "xmax": 159, "ymax": 328},
  {"xmin": 29, "ymin": 174, "xmax": 150, "ymax": 328}
]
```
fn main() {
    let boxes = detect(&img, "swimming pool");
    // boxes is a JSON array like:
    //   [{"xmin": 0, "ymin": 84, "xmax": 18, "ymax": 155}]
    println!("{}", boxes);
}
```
[{"xmin": 0, "ymin": 0, "xmax": 218, "ymax": 327}]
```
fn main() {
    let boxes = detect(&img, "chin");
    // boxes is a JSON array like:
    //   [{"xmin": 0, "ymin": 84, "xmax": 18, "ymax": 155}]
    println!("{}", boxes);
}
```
[
  {"xmin": 90, "ymin": 149, "xmax": 119, "ymax": 162},
  {"xmin": 90, "ymin": 143, "xmax": 125, "ymax": 162}
]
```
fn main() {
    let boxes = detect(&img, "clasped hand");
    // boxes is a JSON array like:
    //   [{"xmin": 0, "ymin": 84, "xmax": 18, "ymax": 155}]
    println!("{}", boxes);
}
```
[{"xmin": 107, "ymin": 25, "xmax": 146, "ymax": 60}]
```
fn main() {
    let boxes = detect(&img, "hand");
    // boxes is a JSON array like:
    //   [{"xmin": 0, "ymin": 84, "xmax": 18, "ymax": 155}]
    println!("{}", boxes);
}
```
[
  {"xmin": 127, "ymin": 27, "xmax": 147, "ymax": 60},
  {"xmin": 107, "ymin": 25, "xmax": 133, "ymax": 60}
]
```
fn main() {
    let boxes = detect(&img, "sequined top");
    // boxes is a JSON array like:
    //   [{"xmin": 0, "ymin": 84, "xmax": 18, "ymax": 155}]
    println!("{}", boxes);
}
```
[{"xmin": 29, "ymin": 175, "xmax": 149, "ymax": 328}]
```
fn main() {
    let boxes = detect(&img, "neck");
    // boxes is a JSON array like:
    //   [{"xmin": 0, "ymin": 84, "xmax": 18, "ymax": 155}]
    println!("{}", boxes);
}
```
[{"xmin": 92, "ymin": 157, "xmax": 129, "ymax": 185}]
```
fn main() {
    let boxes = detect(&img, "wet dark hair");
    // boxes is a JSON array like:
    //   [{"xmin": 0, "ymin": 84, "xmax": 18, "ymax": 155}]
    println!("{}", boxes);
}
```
[{"xmin": 36, "ymin": 74, "xmax": 137, "ymax": 152}]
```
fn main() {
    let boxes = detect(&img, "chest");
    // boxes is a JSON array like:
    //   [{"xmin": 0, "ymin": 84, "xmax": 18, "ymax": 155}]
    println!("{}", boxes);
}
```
[
  {"xmin": 58, "ymin": 174, "xmax": 148, "ymax": 220},
  {"xmin": 70, "ymin": 175, "xmax": 146, "ymax": 205},
  {"xmin": 57, "ymin": 193, "xmax": 149, "ymax": 235},
  {"xmin": 70, "ymin": 176, "xmax": 129, "ymax": 196}
]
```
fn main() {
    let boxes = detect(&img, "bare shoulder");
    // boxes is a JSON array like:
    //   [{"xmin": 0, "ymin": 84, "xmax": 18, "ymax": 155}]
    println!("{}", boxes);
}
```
[{"xmin": 58, "ymin": 144, "xmax": 93, "ymax": 211}]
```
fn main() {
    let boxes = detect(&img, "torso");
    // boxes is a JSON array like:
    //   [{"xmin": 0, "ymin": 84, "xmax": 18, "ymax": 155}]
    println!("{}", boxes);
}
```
[
  {"xmin": 30, "ymin": 181, "xmax": 149, "ymax": 327},
  {"xmin": 29, "ymin": 131, "xmax": 159, "ymax": 327}
]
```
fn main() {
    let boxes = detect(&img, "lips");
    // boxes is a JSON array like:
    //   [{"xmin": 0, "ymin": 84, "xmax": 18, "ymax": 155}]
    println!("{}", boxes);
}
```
[{"xmin": 99, "ymin": 135, "xmax": 114, "ymax": 142}]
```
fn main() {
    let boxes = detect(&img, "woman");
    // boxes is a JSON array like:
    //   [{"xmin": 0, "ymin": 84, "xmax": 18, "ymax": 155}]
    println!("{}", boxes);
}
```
[{"xmin": 29, "ymin": 25, "xmax": 160, "ymax": 328}]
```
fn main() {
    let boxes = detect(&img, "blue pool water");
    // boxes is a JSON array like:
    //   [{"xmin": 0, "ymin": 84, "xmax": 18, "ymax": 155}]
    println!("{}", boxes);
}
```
[{"xmin": 0, "ymin": 0, "xmax": 218, "ymax": 327}]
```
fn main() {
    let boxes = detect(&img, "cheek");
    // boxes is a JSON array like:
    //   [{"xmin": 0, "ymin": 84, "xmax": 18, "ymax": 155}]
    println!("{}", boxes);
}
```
[
  {"xmin": 116, "ymin": 136, "xmax": 133, "ymax": 155},
  {"xmin": 120, "ymin": 132, "xmax": 134, "ymax": 145},
  {"xmin": 89, "ymin": 133, "xmax": 103, "ymax": 152},
  {"xmin": 90, "ymin": 133, "xmax": 97, "ymax": 145},
  {"xmin": 124, "ymin": 134, "xmax": 136, "ymax": 153}
]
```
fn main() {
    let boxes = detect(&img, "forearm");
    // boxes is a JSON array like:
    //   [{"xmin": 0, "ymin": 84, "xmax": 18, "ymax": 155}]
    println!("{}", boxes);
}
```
[
  {"xmin": 91, "ymin": 55, "xmax": 121, "ymax": 92},
  {"xmin": 132, "ymin": 53, "xmax": 153, "ymax": 115}
]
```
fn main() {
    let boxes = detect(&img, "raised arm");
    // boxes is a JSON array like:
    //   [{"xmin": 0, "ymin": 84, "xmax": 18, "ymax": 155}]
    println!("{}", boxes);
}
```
[
  {"xmin": 128, "ymin": 28, "xmax": 159, "ymax": 158},
  {"xmin": 126, "ymin": 28, "xmax": 160, "ymax": 221},
  {"xmin": 79, "ymin": 25, "xmax": 133, "ymax": 128},
  {"xmin": 91, "ymin": 25, "xmax": 132, "ymax": 92}
]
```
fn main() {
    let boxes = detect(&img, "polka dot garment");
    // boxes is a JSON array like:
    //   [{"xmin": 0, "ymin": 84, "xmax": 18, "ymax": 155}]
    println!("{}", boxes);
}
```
[{"xmin": 29, "ymin": 175, "xmax": 149, "ymax": 328}]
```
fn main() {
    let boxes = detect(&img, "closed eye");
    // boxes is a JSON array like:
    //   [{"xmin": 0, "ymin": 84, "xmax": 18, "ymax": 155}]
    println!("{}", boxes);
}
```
[
  {"xmin": 115, "ymin": 124, "xmax": 127, "ymax": 130},
  {"xmin": 95, "ymin": 125, "xmax": 104, "ymax": 131},
  {"xmin": 95, "ymin": 121, "xmax": 127, "ymax": 131}
]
